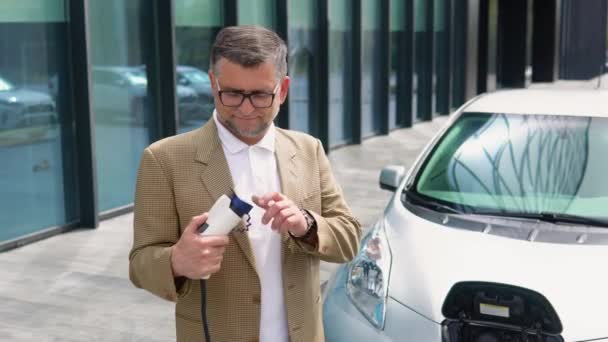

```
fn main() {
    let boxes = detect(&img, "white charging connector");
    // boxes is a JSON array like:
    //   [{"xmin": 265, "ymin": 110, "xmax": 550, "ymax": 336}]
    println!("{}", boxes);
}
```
[
  {"xmin": 196, "ymin": 191, "xmax": 253, "ymax": 279},
  {"xmin": 199, "ymin": 194, "xmax": 243, "ymax": 236}
]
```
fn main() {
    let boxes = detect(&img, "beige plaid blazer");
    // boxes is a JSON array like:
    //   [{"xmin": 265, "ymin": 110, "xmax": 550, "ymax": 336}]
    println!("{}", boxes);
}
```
[{"xmin": 129, "ymin": 119, "xmax": 361, "ymax": 342}]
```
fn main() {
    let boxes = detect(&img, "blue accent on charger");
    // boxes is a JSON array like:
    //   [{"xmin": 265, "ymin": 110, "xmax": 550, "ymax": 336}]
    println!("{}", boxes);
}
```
[{"xmin": 229, "ymin": 193, "xmax": 253, "ymax": 217}]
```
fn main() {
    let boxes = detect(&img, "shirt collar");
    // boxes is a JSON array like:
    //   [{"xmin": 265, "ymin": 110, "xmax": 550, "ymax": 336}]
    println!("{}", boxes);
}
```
[{"xmin": 213, "ymin": 110, "xmax": 276, "ymax": 154}]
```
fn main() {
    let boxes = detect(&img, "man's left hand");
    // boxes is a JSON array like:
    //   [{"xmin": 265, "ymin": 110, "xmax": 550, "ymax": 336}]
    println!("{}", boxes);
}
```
[{"xmin": 252, "ymin": 192, "xmax": 308, "ymax": 236}]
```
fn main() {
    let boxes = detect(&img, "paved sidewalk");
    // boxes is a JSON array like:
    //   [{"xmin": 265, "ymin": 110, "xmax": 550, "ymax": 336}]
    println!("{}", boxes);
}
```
[{"xmin": 0, "ymin": 117, "xmax": 448, "ymax": 341}]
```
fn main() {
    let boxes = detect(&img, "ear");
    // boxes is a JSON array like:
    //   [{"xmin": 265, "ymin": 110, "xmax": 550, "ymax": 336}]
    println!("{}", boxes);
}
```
[
  {"xmin": 208, "ymin": 70, "xmax": 217, "ymax": 92},
  {"xmin": 279, "ymin": 76, "xmax": 290, "ymax": 104}
]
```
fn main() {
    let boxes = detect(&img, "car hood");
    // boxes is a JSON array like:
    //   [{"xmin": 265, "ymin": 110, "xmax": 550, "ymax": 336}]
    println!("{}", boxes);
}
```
[
  {"xmin": 0, "ymin": 89, "xmax": 53, "ymax": 105},
  {"xmin": 386, "ymin": 200, "xmax": 608, "ymax": 341}
]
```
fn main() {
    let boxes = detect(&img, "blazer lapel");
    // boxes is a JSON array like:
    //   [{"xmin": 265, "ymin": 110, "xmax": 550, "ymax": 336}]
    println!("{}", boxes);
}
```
[
  {"xmin": 275, "ymin": 130, "xmax": 299, "ymax": 267},
  {"xmin": 195, "ymin": 120, "xmax": 258, "ymax": 274}
]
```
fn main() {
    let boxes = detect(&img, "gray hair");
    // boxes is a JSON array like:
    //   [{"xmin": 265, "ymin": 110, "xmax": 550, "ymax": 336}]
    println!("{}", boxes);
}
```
[{"xmin": 209, "ymin": 25, "xmax": 288, "ymax": 80}]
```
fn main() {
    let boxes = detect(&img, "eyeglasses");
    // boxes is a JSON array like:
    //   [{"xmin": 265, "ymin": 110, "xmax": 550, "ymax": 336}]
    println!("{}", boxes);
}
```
[{"xmin": 215, "ymin": 79, "xmax": 281, "ymax": 109}]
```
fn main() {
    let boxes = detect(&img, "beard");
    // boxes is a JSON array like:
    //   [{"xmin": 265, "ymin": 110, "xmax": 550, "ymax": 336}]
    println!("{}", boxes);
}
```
[{"xmin": 219, "ymin": 108, "xmax": 279, "ymax": 139}]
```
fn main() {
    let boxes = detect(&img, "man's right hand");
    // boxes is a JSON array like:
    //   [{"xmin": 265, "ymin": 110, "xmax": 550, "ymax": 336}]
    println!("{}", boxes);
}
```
[{"xmin": 170, "ymin": 213, "xmax": 230, "ymax": 279}]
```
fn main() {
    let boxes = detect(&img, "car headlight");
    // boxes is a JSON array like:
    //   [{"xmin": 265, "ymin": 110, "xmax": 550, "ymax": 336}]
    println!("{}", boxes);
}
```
[{"xmin": 346, "ymin": 219, "xmax": 392, "ymax": 329}]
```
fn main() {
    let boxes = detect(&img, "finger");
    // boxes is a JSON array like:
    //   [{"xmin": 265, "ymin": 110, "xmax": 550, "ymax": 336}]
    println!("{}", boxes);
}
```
[
  {"xmin": 271, "ymin": 206, "xmax": 298, "ymax": 231},
  {"xmin": 186, "ymin": 213, "xmax": 209, "ymax": 235},
  {"xmin": 251, "ymin": 195, "xmax": 266, "ymax": 208},
  {"xmin": 206, "ymin": 263, "xmax": 222, "ymax": 275},
  {"xmin": 201, "ymin": 247, "xmax": 225, "ymax": 258},
  {"xmin": 254, "ymin": 192, "xmax": 285, "ymax": 208},
  {"xmin": 199, "ymin": 235, "xmax": 230, "ymax": 247},
  {"xmin": 262, "ymin": 200, "xmax": 291, "ymax": 225},
  {"xmin": 201, "ymin": 254, "xmax": 224, "ymax": 266}
]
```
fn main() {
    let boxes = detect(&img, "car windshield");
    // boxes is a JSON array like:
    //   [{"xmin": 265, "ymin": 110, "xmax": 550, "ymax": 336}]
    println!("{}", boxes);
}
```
[
  {"xmin": 0, "ymin": 77, "xmax": 14, "ymax": 91},
  {"xmin": 414, "ymin": 112, "xmax": 608, "ymax": 221}
]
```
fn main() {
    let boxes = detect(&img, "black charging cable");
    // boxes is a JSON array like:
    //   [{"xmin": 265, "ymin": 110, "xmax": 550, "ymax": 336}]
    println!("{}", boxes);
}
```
[
  {"xmin": 200, "ymin": 279, "xmax": 211, "ymax": 341},
  {"xmin": 197, "ymin": 192, "xmax": 253, "ymax": 342}
]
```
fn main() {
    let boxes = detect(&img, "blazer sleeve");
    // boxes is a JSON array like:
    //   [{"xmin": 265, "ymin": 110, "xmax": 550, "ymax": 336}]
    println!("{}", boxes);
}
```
[
  {"xmin": 128, "ymin": 147, "xmax": 192, "ymax": 302},
  {"xmin": 293, "ymin": 139, "xmax": 362, "ymax": 263}
]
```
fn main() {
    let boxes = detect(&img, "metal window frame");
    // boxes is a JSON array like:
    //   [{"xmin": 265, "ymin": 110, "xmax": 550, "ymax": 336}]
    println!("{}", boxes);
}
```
[
  {"xmin": 275, "ymin": 0, "xmax": 290, "ymax": 129},
  {"xmin": 145, "ymin": 0, "xmax": 178, "ymax": 141},
  {"xmin": 415, "ymin": 0, "xmax": 435, "ymax": 121},
  {"xmin": 71, "ymin": 0, "xmax": 98, "ymax": 228},
  {"xmin": 396, "ymin": 0, "xmax": 415, "ymax": 128},
  {"xmin": 352, "ymin": 0, "xmax": 363, "ymax": 144},
  {"xmin": 378, "ymin": 0, "xmax": 391, "ymax": 135},
  {"xmin": 435, "ymin": 0, "xmax": 452, "ymax": 115},
  {"xmin": 316, "ymin": 0, "xmax": 330, "ymax": 151}
]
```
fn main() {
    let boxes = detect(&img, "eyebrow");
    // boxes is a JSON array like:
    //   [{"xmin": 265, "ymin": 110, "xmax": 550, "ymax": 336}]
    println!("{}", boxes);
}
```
[{"xmin": 219, "ymin": 83, "xmax": 276, "ymax": 94}]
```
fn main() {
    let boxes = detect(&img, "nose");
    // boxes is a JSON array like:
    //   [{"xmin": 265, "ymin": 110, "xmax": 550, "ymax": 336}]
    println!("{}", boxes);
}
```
[{"xmin": 238, "ymin": 96, "xmax": 256, "ymax": 114}]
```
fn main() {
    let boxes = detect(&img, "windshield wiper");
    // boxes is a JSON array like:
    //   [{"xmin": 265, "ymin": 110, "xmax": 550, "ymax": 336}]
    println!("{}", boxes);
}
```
[
  {"xmin": 402, "ymin": 189, "xmax": 463, "ymax": 214},
  {"xmin": 473, "ymin": 211, "xmax": 608, "ymax": 228}
]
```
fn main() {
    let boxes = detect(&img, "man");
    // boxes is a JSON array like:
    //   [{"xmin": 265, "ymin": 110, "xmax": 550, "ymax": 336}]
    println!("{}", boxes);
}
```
[{"xmin": 129, "ymin": 25, "xmax": 361, "ymax": 342}]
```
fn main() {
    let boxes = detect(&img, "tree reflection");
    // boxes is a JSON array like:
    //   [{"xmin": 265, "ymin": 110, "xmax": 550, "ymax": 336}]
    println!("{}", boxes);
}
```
[{"xmin": 448, "ymin": 114, "xmax": 591, "ymax": 213}]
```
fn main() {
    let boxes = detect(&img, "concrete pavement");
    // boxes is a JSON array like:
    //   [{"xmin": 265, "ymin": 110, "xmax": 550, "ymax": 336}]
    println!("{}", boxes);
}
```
[{"xmin": 0, "ymin": 116, "xmax": 448, "ymax": 341}]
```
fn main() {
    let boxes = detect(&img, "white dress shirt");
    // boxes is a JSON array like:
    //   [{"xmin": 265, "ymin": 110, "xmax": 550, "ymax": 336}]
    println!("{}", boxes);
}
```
[{"xmin": 213, "ymin": 112, "xmax": 289, "ymax": 342}]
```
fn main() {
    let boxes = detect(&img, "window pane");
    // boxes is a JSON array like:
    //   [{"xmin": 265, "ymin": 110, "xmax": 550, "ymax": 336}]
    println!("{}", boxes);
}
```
[
  {"xmin": 175, "ymin": 0, "xmax": 223, "ymax": 134},
  {"xmin": 89, "ymin": 0, "xmax": 153, "ymax": 212},
  {"xmin": 0, "ymin": 0, "xmax": 78, "ymax": 241},
  {"xmin": 328, "ymin": 0, "xmax": 353, "ymax": 146},
  {"xmin": 361, "ymin": 0, "xmax": 382, "ymax": 137},
  {"xmin": 238, "ymin": 0, "xmax": 276, "ymax": 29},
  {"xmin": 288, "ymin": 0, "xmax": 317, "ymax": 135}
]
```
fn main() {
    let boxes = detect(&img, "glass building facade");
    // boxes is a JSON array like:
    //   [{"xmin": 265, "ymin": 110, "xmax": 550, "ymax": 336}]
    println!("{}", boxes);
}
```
[{"xmin": 0, "ymin": 0, "xmax": 604, "ymax": 249}]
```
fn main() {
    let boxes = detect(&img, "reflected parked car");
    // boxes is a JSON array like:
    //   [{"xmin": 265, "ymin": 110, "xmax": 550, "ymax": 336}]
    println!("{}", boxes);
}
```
[
  {"xmin": 91, "ymin": 66, "xmax": 199, "ymax": 125},
  {"xmin": 0, "ymin": 76, "xmax": 56, "ymax": 131},
  {"xmin": 323, "ymin": 88, "xmax": 608, "ymax": 341},
  {"xmin": 176, "ymin": 65, "xmax": 214, "ymax": 122}
]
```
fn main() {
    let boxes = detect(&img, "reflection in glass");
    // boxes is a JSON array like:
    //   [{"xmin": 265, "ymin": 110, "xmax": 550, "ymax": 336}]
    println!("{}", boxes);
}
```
[
  {"xmin": 89, "ymin": 0, "xmax": 152, "ymax": 212},
  {"xmin": 416, "ymin": 113, "xmax": 608, "ymax": 219},
  {"xmin": 288, "ymin": 0, "xmax": 317, "ymax": 134},
  {"xmin": 361, "ymin": 0, "xmax": 382, "ymax": 137},
  {"xmin": 328, "ymin": 0, "xmax": 353, "ymax": 146},
  {"xmin": 0, "ymin": 1, "xmax": 78, "ymax": 241},
  {"xmin": 174, "ymin": 0, "xmax": 223, "ymax": 133},
  {"xmin": 389, "ymin": 0, "xmax": 405, "ymax": 129},
  {"xmin": 238, "ymin": 0, "xmax": 276, "ymax": 29}
]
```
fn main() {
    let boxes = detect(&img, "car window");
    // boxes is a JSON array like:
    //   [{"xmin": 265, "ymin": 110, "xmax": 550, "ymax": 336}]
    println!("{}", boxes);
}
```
[
  {"xmin": 414, "ymin": 112, "xmax": 608, "ymax": 220},
  {"xmin": 183, "ymin": 70, "xmax": 209, "ymax": 84}
]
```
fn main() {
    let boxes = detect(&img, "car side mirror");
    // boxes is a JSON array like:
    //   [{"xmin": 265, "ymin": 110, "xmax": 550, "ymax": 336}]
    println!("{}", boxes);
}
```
[{"xmin": 379, "ymin": 165, "xmax": 406, "ymax": 192}]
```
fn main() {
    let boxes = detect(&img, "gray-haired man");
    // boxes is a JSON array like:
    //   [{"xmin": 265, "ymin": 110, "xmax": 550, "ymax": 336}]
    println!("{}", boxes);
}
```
[{"xmin": 129, "ymin": 25, "xmax": 361, "ymax": 342}]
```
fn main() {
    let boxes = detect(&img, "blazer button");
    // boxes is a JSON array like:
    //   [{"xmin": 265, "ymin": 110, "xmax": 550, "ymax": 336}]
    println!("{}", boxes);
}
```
[{"xmin": 252, "ymin": 294, "xmax": 261, "ymax": 304}]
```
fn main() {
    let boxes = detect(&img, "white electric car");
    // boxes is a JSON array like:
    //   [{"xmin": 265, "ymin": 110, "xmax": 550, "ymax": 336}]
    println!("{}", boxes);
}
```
[{"xmin": 323, "ymin": 88, "xmax": 608, "ymax": 342}]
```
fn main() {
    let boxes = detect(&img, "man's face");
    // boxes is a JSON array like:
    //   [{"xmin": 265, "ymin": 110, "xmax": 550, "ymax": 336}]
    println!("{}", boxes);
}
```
[{"xmin": 209, "ymin": 59, "xmax": 290, "ymax": 145}]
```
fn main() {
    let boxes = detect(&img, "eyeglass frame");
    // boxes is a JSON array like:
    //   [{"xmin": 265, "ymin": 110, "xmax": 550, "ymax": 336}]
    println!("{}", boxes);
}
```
[{"xmin": 215, "ymin": 78, "xmax": 282, "ymax": 109}]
